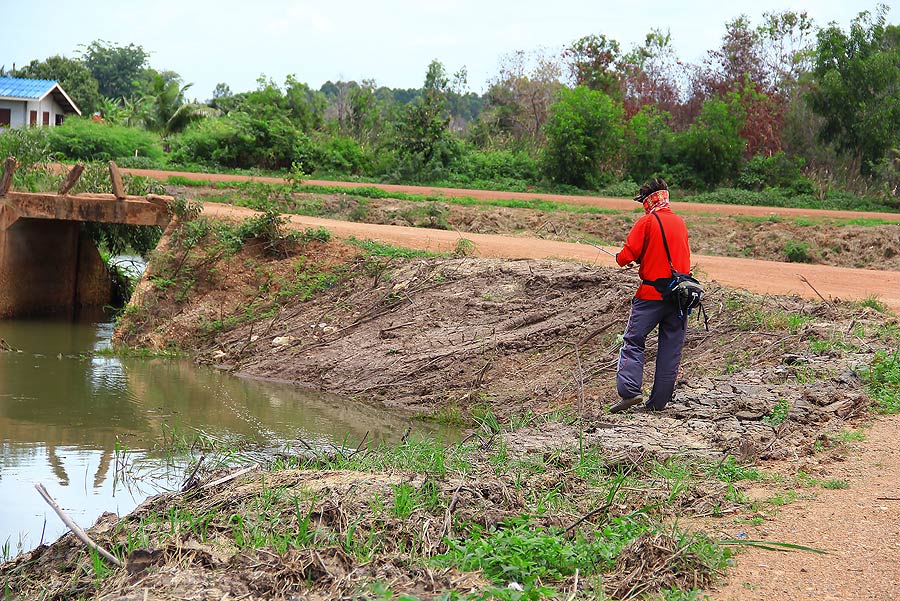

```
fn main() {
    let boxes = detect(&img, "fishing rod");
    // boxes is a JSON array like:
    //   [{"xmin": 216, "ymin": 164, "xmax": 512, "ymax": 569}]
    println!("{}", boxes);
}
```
[
  {"xmin": 578, "ymin": 239, "xmax": 638, "ymax": 270},
  {"xmin": 578, "ymin": 239, "xmax": 617, "ymax": 258}
]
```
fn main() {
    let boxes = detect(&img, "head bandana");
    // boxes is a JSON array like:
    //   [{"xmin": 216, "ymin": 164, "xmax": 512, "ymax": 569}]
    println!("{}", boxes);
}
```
[{"xmin": 642, "ymin": 189, "xmax": 670, "ymax": 214}]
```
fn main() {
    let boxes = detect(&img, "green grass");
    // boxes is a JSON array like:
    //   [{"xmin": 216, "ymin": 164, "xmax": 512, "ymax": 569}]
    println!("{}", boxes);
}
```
[
  {"xmin": 201, "ymin": 179, "xmax": 623, "ymax": 219},
  {"xmin": 682, "ymin": 187, "xmax": 899, "ymax": 214},
  {"xmin": 808, "ymin": 336, "xmax": 858, "ymax": 355},
  {"xmin": 346, "ymin": 237, "xmax": 449, "ymax": 259},
  {"xmin": 167, "ymin": 175, "xmax": 210, "ymax": 187},
  {"xmin": 821, "ymin": 479, "xmax": 850, "ymax": 490},
  {"xmin": 858, "ymin": 295, "xmax": 889, "ymax": 313},
  {"xmin": 864, "ymin": 350, "xmax": 900, "ymax": 413},
  {"xmin": 835, "ymin": 428, "xmax": 866, "ymax": 443},
  {"xmin": 842, "ymin": 217, "xmax": 900, "ymax": 227},
  {"xmin": 727, "ymin": 298, "xmax": 812, "ymax": 334},
  {"xmin": 432, "ymin": 515, "xmax": 641, "ymax": 590},
  {"xmin": 707, "ymin": 456, "xmax": 762, "ymax": 483}
]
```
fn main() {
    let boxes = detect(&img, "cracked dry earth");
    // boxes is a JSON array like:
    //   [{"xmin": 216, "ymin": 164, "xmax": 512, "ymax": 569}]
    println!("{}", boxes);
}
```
[{"xmin": 711, "ymin": 414, "xmax": 900, "ymax": 600}]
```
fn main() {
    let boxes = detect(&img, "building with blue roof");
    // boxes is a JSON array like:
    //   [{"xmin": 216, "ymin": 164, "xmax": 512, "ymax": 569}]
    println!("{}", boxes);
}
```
[{"xmin": 0, "ymin": 77, "xmax": 81, "ymax": 130}]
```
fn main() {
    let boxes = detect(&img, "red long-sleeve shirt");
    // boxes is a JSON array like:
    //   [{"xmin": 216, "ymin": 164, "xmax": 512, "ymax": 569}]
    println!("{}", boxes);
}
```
[{"xmin": 616, "ymin": 208, "xmax": 692, "ymax": 300}]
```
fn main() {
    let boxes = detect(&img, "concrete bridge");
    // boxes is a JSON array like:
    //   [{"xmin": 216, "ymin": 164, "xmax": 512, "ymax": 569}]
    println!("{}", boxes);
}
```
[{"xmin": 0, "ymin": 158, "xmax": 172, "ymax": 318}]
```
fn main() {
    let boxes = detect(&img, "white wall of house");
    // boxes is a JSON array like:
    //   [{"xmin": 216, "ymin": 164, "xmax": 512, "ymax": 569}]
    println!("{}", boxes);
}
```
[
  {"xmin": 27, "ymin": 97, "xmax": 67, "ymax": 127},
  {"xmin": 0, "ymin": 96, "xmax": 69, "ymax": 129},
  {"xmin": 0, "ymin": 100, "xmax": 27, "ymax": 128}
]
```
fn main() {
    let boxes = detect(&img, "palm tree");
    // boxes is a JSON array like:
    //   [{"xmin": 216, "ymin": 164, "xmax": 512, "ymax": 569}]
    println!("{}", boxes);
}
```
[{"xmin": 146, "ymin": 74, "xmax": 217, "ymax": 141}]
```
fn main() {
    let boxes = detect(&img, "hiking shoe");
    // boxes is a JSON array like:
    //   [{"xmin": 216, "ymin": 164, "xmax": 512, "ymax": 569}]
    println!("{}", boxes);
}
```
[{"xmin": 610, "ymin": 395, "xmax": 644, "ymax": 414}]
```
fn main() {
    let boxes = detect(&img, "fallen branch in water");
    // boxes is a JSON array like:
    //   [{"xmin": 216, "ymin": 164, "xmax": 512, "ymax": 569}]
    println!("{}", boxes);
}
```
[{"xmin": 35, "ymin": 483, "xmax": 123, "ymax": 567}]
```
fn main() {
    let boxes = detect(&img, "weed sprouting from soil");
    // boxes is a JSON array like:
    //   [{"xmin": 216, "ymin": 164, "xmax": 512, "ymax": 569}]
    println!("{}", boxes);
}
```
[
  {"xmin": 858, "ymin": 295, "xmax": 889, "ymax": 313},
  {"xmin": 763, "ymin": 398, "xmax": 791, "ymax": 426},
  {"xmin": 864, "ymin": 350, "xmax": 900, "ymax": 413},
  {"xmin": 821, "ymin": 479, "xmax": 850, "ymax": 490}
]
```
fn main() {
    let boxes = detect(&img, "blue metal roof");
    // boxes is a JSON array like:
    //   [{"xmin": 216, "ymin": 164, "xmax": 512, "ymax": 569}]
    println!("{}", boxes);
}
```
[{"xmin": 0, "ymin": 78, "xmax": 58, "ymax": 99}]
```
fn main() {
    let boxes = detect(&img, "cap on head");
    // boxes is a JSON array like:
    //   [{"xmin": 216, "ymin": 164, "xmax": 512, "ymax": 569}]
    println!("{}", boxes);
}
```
[{"xmin": 633, "ymin": 177, "xmax": 668, "ymax": 202}]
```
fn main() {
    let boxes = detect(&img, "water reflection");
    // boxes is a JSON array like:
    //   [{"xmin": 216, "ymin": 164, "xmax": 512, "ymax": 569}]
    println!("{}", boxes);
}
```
[{"xmin": 0, "ymin": 314, "xmax": 447, "ymax": 556}]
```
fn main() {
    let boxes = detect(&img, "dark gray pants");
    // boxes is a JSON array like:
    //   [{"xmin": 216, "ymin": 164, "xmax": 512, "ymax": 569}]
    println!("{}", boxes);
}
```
[{"xmin": 616, "ymin": 298, "xmax": 687, "ymax": 410}]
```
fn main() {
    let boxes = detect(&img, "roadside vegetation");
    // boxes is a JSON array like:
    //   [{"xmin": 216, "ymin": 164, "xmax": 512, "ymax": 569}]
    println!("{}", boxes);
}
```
[
  {"xmin": 3, "ymin": 7, "xmax": 900, "ymax": 212},
  {"xmin": 0, "ymin": 409, "xmax": 829, "ymax": 600}
]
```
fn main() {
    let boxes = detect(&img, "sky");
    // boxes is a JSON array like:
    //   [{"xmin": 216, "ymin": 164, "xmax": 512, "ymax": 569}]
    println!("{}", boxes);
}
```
[{"xmin": 1, "ymin": 0, "xmax": 896, "ymax": 100}]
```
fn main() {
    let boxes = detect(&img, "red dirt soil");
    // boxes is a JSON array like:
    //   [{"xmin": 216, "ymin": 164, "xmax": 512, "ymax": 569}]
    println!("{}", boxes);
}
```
[
  {"xmin": 712, "ymin": 415, "xmax": 900, "ymax": 600},
  {"xmin": 120, "ymin": 166, "xmax": 900, "ymax": 222},
  {"xmin": 201, "ymin": 203, "xmax": 900, "ymax": 313}
]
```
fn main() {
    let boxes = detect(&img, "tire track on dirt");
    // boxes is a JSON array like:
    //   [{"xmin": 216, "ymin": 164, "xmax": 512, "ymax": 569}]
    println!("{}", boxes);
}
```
[
  {"xmin": 116, "ymin": 166, "xmax": 900, "ymax": 222},
  {"xmin": 201, "ymin": 203, "xmax": 900, "ymax": 313}
]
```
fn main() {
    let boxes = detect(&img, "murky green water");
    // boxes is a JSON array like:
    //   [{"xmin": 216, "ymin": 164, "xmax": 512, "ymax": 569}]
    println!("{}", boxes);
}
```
[{"xmin": 0, "ymin": 312, "xmax": 444, "ymax": 557}]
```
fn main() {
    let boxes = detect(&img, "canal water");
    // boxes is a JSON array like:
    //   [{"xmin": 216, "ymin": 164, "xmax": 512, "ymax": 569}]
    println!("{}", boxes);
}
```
[{"xmin": 0, "ymin": 311, "xmax": 442, "ymax": 558}]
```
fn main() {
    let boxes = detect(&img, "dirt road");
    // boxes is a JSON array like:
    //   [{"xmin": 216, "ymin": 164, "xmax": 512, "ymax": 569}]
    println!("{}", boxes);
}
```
[
  {"xmin": 119, "ymin": 166, "xmax": 900, "ymax": 222},
  {"xmin": 713, "ymin": 415, "xmax": 900, "ymax": 600},
  {"xmin": 202, "ymin": 203, "xmax": 900, "ymax": 312}
]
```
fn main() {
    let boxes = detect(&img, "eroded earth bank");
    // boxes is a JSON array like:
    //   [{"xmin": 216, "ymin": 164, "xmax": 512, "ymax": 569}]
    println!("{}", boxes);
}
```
[{"xmin": 3, "ymin": 210, "xmax": 898, "ymax": 600}]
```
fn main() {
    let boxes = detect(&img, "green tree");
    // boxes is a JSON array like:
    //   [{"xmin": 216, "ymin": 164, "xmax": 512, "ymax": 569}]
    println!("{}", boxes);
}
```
[
  {"xmin": 284, "ymin": 74, "xmax": 326, "ymax": 131},
  {"xmin": 145, "ymin": 74, "xmax": 216, "ymax": 139},
  {"xmin": 806, "ymin": 7, "xmax": 900, "ymax": 172},
  {"xmin": 14, "ymin": 55, "xmax": 101, "ymax": 114},
  {"xmin": 624, "ymin": 105, "xmax": 673, "ymax": 183},
  {"xmin": 563, "ymin": 34, "xmax": 623, "ymax": 97},
  {"xmin": 346, "ymin": 79, "xmax": 381, "ymax": 144},
  {"xmin": 80, "ymin": 40, "xmax": 150, "ymax": 100},
  {"xmin": 670, "ymin": 95, "xmax": 746, "ymax": 187},
  {"xmin": 395, "ymin": 60, "xmax": 453, "ymax": 164},
  {"xmin": 541, "ymin": 86, "xmax": 625, "ymax": 188}
]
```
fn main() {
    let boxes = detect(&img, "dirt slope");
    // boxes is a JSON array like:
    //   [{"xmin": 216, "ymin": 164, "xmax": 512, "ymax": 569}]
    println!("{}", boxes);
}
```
[
  {"xmin": 119, "ymin": 216, "xmax": 892, "ymax": 462},
  {"xmin": 712, "ymin": 414, "xmax": 900, "ymax": 600},
  {"xmin": 202, "ymin": 203, "xmax": 900, "ymax": 312}
]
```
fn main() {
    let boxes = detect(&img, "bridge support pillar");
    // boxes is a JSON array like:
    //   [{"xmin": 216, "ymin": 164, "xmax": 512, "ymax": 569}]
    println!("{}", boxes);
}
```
[{"xmin": 0, "ymin": 218, "xmax": 112, "ymax": 318}]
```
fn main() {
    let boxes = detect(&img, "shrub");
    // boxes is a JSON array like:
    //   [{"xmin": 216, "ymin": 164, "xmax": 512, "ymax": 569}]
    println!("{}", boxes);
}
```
[
  {"xmin": 598, "ymin": 179, "xmax": 638, "ymax": 197},
  {"xmin": 738, "ymin": 152, "xmax": 805, "ymax": 191},
  {"xmin": 45, "ymin": 118, "xmax": 164, "ymax": 163},
  {"xmin": 452, "ymin": 148, "xmax": 539, "ymax": 183},
  {"xmin": 170, "ymin": 113, "xmax": 312, "ymax": 170},
  {"xmin": 310, "ymin": 135, "xmax": 372, "ymax": 175},
  {"xmin": 385, "ymin": 136, "xmax": 462, "ymax": 184},
  {"xmin": 668, "ymin": 97, "xmax": 745, "ymax": 189},
  {"xmin": 542, "ymin": 86, "xmax": 625, "ymax": 189},
  {"xmin": 0, "ymin": 127, "xmax": 53, "ymax": 168},
  {"xmin": 0, "ymin": 127, "xmax": 56, "ymax": 190},
  {"xmin": 112, "ymin": 155, "xmax": 162, "ymax": 169},
  {"xmin": 783, "ymin": 239, "xmax": 813, "ymax": 263}
]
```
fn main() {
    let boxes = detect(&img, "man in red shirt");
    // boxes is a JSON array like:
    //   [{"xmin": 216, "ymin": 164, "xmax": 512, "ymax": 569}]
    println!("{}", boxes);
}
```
[{"xmin": 610, "ymin": 178, "xmax": 691, "ymax": 413}]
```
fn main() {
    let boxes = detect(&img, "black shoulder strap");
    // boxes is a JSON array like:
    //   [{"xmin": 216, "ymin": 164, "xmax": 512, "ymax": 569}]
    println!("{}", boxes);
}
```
[{"xmin": 651, "ymin": 212, "xmax": 676, "ymax": 273}]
